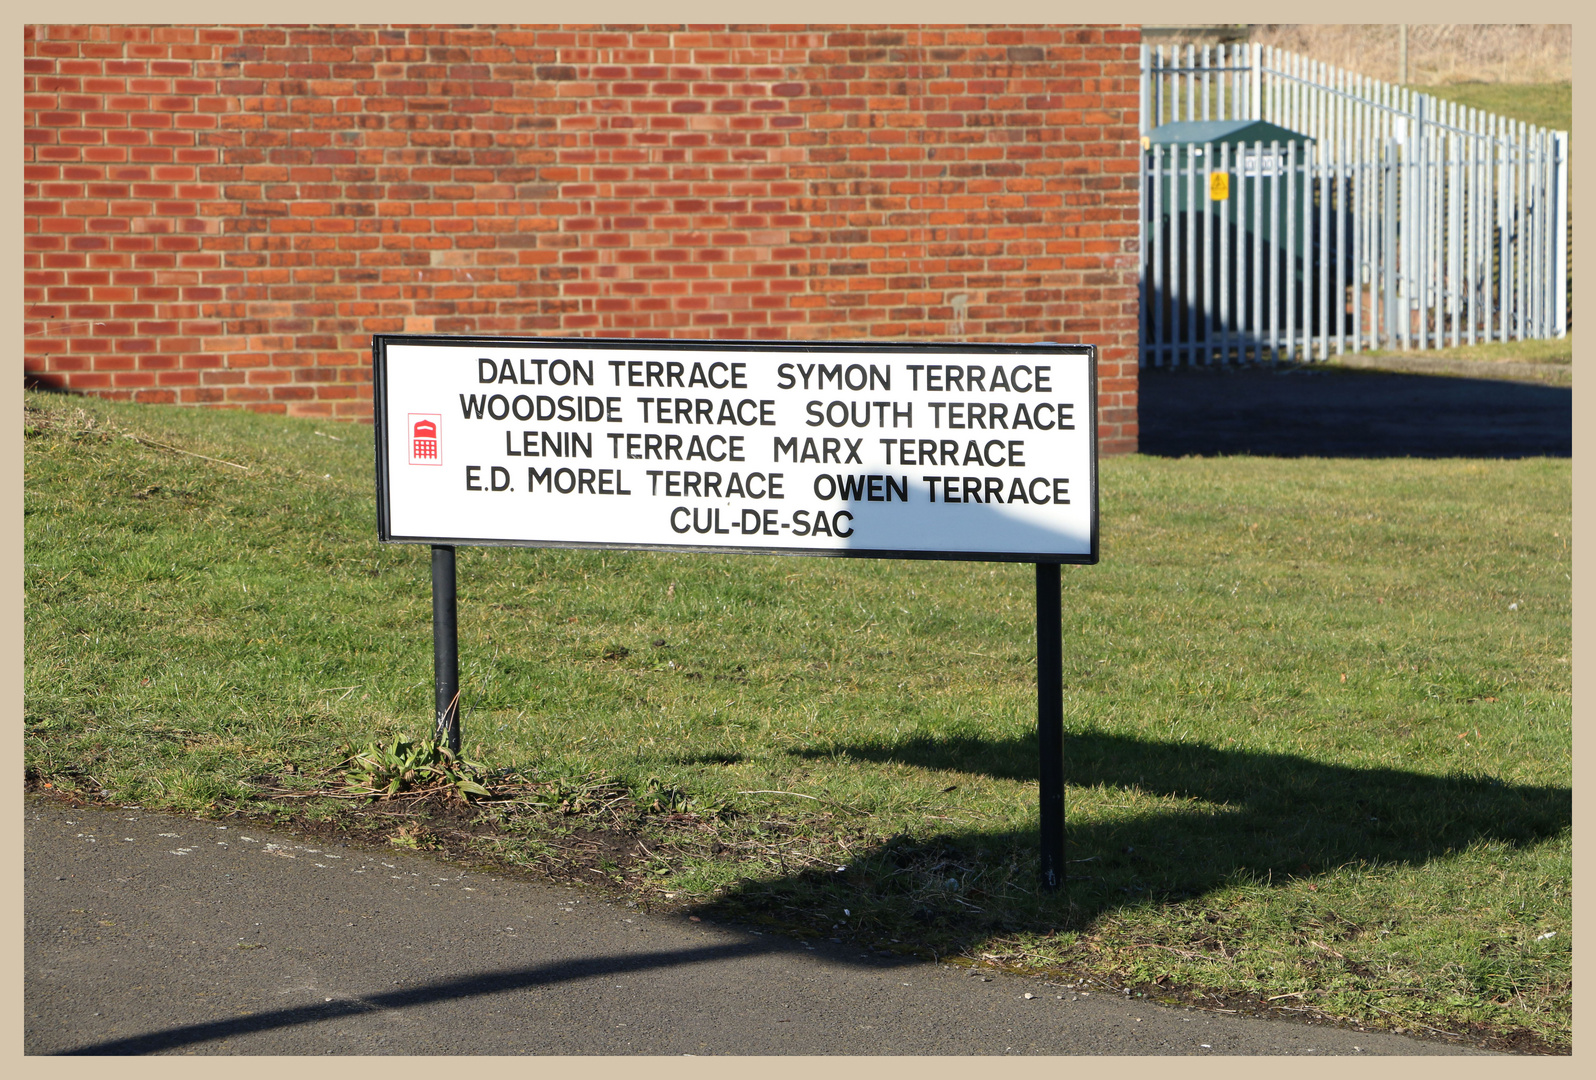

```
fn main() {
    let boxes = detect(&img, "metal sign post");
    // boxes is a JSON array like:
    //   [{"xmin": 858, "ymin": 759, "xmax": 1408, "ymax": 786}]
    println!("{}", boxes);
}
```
[
  {"xmin": 377, "ymin": 335, "xmax": 1097, "ymax": 889},
  {"xmin": 431, "ymin": 544, "xmax": 460, "ymax": 754},
  {"xmin": 1035, "ymin": 561, "xmax": 1064, "ymax": 889}
]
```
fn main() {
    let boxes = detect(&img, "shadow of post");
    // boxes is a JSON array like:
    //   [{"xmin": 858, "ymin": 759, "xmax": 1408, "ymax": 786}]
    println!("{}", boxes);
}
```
[{"xmin": 695, "ymin": 731, "xmax": 1568, "ymax": 945}]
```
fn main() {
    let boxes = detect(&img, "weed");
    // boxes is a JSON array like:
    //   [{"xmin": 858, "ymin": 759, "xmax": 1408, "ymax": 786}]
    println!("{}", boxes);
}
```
[{"xmin": 343, "ymin": 735, "xmax": 490, "ymax": 802}]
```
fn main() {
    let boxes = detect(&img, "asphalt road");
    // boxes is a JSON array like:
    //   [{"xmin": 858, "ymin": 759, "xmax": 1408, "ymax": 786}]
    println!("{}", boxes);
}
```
[{"xmin": 25, "ymin": 798, "xmax": 1488, "ymax": 1056}]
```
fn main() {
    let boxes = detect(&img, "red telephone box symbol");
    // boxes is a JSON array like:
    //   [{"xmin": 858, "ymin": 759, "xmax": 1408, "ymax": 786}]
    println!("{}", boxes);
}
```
[
  {"xmin": 412, "ymin": 418, "xmax": 437, "ymax": 459},
  {"xmin": 407, "ymin": 414, "xmax": 442, "ymax": 465}
]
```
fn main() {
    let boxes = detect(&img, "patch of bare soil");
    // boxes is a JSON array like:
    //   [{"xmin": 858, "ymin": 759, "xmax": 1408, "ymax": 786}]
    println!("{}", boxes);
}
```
[{"xmin": 26, "ymin": 768, "xmax": 701, "ymax": 908}]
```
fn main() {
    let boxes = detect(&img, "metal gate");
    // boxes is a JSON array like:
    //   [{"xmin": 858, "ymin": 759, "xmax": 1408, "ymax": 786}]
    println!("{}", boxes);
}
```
[{"xmin": 1139, "ymin": 43, "xmax": 1569, "ymax": 366}]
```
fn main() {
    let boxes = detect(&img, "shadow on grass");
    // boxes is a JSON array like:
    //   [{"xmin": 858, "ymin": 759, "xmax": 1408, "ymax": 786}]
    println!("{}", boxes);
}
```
[
  {"xmin": 697, "ymin": 731, "xmax": 1569, "ymax": 943},
  {"xmin": 52, "ymin": 725, "xmax": 1566, "ymax": 1055},
  {"xmin": 1140, "ymin": 365, "xmax": 1571, "ymax": 458},
  {"xmin": 671, "ymin": 751, "xmax": 748, "ymax": 766}
]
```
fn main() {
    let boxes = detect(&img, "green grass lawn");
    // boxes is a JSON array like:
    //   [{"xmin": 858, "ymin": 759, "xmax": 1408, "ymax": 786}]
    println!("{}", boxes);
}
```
[
  {"xmin": 1416, "ymin": 82, "xmax": 1571, "ymax": 135},
  {"xmin": 24, "ymin": 391, "xmax": 1571, "ymax": 1049},
  {"xmin": 1354, "ymin": 336, "xmax": 1571, "ymax": 367},
  {"xmin": 1330, "ymin": 335, "xmax": 1574, "ymax": 387}
]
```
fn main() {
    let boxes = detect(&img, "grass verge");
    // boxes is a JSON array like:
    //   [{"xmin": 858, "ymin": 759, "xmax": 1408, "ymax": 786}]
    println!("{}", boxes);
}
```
[
  {"xmin": 1325, "ymin": 335, "xmax": 1573, "ymax": 387},
  {"xmin": 1414, "ymin": 82, "xmax": 1571, "ymax": 136},
  {"xmin": 24, "ymin": 390, "xmax": 1571, "ymax": 1051},
  {"xmin": 1354, "ymin": 336, "xmax": 1570, "ymax": 367}
]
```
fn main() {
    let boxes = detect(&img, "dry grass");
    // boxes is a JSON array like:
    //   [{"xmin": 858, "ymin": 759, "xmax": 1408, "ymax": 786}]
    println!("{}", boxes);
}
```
[
  {"xmin": 1147, "ymin": 25, "xmax": 1571, "ymax": 85},
  {"xmin": 1246, "ymin": 25, "xmax": 1571, "ymax": 86}
]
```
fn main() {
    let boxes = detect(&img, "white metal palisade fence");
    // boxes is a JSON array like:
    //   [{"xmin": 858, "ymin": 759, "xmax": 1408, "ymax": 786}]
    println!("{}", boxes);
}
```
[{"xmin": 1139, "ymin": 42, "xmax": 1569, "ymax": 367}]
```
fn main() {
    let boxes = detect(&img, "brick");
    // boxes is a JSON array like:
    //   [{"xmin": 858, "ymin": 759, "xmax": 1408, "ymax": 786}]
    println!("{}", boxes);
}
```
[{"xmin": 24, "ymin": 22, "xmax": 1141, "ymax": 451}]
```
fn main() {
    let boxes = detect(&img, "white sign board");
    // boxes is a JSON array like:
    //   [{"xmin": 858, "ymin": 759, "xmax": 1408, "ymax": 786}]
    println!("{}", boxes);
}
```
[{"xmin": 374, "ymin": 337, "xmax": 1097, "ymax": 563}]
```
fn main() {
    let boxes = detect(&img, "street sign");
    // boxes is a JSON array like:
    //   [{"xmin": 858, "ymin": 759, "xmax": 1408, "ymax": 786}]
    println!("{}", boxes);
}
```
[
  {"xmin": 373, "ymin": 334, "xmax": 1098, "ymax": 890},
  {"xmin": 375, "ymin": 336, "xmax": 1098, "ymax": 564}
]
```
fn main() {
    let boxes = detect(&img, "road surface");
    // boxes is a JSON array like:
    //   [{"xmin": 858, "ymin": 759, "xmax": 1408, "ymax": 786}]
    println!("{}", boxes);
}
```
[{"xmin": 25, "ymin": 798, "xmax": 1487, "ymax": 1056}]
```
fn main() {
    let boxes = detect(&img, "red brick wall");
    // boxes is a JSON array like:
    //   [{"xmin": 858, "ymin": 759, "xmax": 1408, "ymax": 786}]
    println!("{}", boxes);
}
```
[{"xmin": 24, "ymin": 24, "xmax": 1141, "ymax": 454}]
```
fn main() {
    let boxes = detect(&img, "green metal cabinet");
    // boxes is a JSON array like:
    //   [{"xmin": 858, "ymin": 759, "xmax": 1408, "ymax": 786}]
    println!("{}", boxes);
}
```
[
  {"xmin": 1144, "ymin": 119, "xmax": 1350, "ymax": 348},
  {"xmin": 1146, "ymin": 119, "xmax": 1313, "ymax": 253}
]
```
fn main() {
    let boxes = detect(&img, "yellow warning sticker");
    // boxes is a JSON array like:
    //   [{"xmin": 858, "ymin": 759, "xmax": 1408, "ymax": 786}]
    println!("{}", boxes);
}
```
[{"xmin": 1209, "ymin": 172, "xmax": 1230, "ymax": 201}]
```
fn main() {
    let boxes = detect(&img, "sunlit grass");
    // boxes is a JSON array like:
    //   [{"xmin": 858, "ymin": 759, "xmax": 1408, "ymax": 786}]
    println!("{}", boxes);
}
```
[{"xmin": 24, "ymin": 390, "xmax": 1571, "ymax": 1047}]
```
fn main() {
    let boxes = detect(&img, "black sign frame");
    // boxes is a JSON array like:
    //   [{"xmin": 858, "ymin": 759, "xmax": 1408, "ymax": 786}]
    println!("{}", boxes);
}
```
[{"xmin": 373, "ymin": 334, "xmax": 1098, "ymax": 565}]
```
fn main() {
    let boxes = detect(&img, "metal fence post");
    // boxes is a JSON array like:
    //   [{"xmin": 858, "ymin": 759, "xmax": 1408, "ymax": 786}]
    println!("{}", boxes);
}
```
[
  {"xmin": 1285, "ymin": 140, "xmax": 1297, "ymax": 362},
  {"xmin": 1138, "ymin": 138, "xmax": 1150, "ymax": 367},
  {"xmin": 1139, "ymin": 42, "xmax": 1150, "ymax": 137},
  {"xmin": 1202, "ymin": 140, "xmax": 1214, "ymax": 363},
  {"xmin": 1152, "ymin": 144, "xmax": 1164, "ymax": 366},
  {"xmin": 1318, "ymin": 139, "xmax": 1329, "ymax": 360},
  {"xmin": 1253, "ymin": 139, "xmax": 1263, "ymax": 361},
  {"xmin": 1185, "ymin": 137, "xmax": 1197, "ymax": 365},
  {"xmin": 1220, "ymin": 140, "xmax": 1232, "ymax": 363},
  {"xmin": 1250, "ymin": 42, "xmax": 1262, "ymax": 121},
  {"xmin": 1384, "ymin": 137, "xmax": 1398, "ymax": 349},
  {"xmin": 1555, "ymin": 130, "xmax": 1568, "ymax": 337}
]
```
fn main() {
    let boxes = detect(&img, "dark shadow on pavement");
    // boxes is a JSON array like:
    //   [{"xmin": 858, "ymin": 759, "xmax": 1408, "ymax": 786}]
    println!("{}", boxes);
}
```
[
  {"xmin": 58, "ymin": 939, "xmax": 798, "ymax": 1055},
  {"xmin": 1139, "ymin": 365, "xmax": 1570, "ymax": 458},
  {"xmin": 49, "ymin": 731, "xmax": 1568, "ymax": 1055}
]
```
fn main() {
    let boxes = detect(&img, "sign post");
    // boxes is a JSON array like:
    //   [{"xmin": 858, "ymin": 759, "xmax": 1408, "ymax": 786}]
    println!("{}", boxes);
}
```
[
  {"xmin": 431, "ymin": 544, "xmax": 460, "ymax": 754},
  {"xmin": 374, "ymin": 335, "xmax": 1097, "ymax": 888},
  {"xmin": 1036, "ymin": 562, "xmax": 1064, "ymax": 888}
]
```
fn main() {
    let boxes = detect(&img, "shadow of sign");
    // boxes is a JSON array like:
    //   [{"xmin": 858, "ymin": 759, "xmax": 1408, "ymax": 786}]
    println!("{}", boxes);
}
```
[
  {"xmin": 1140, "ymin": 366, "xmax": 1571, "ymax": 458},
  {"xmin": 55, "ymin": 727, "xmax": 1567, "ymax": 1054},
  {"xmin": 685, "ymin": 492, "xmax": 1566, "ymax": 938},
  {"xmin": 57, "ymin": 940, "xmax": 790, "ymax": 1055},
  {"xmin": 681, "ymin": 730, "xmax": 1571, "ymax": 936}
]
